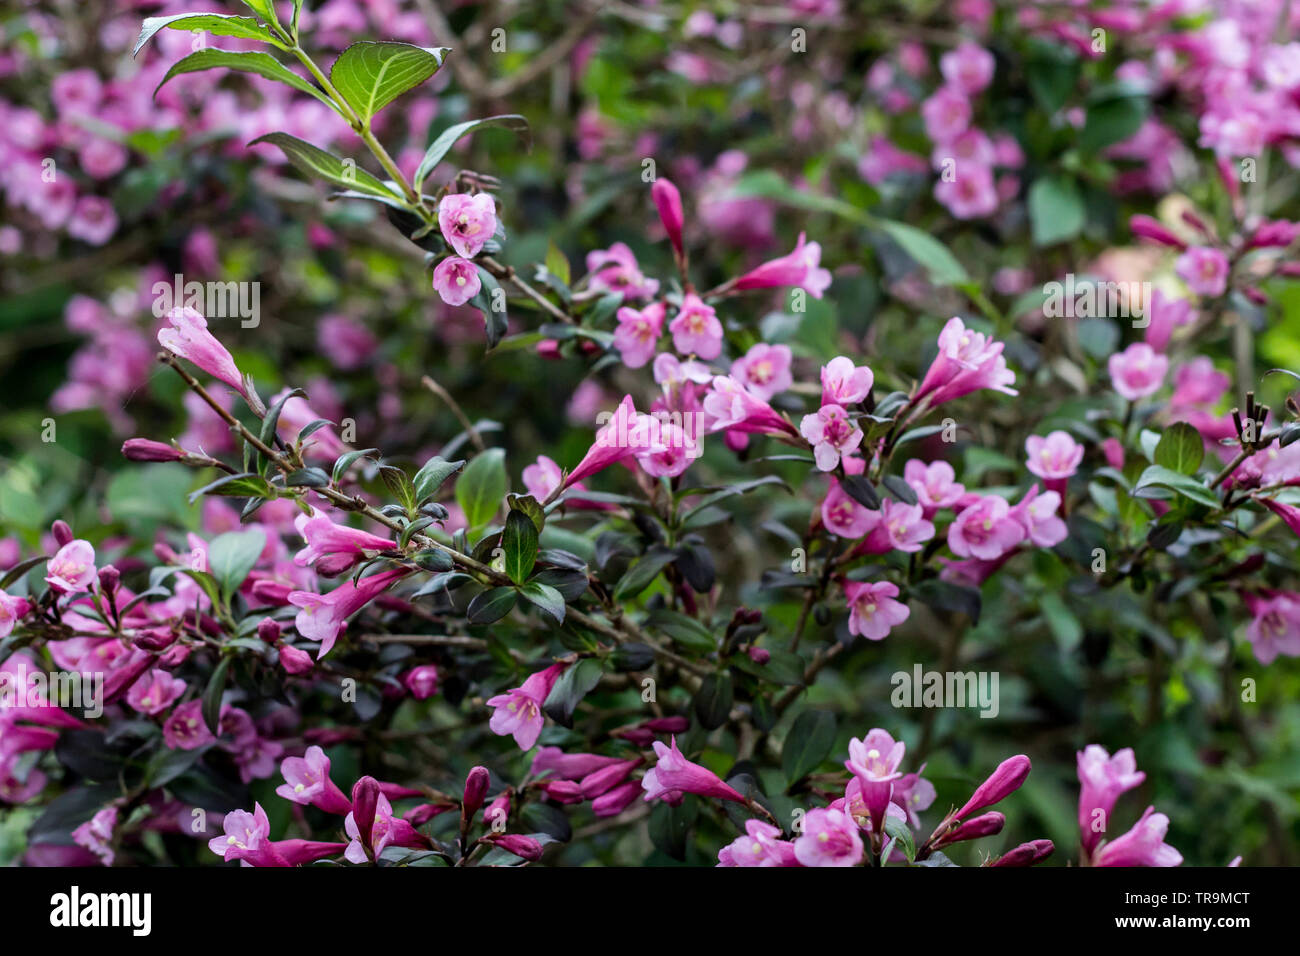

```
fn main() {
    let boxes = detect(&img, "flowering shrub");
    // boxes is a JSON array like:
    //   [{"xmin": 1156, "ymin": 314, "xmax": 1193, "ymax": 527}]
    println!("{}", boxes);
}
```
[{"xmin": 0, "ymin": 0, "xmax": 1298, "ymax": 869}]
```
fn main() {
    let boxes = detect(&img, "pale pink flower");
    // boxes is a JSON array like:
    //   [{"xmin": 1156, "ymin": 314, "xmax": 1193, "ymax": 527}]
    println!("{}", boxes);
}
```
[
  {"xmin": 209, "ymin": 803, "xmax": 272, "ymax": 864},
  {"xmin": 642, "ymin": 735, "xmax": 744, "ymax": 804},
  {"xmin": 845, "ymin": 729, "xmax": 906, "ymax": 829},
  {"xmin": 730, "ymin": 232, "xmax": 831, "ymax": 298},
  {"xmin": 293, "ymin": 511, "xmax": 395, "ymax": 571},
  {"xmin": 1108, "ymin": 342, "xmax": 1168, "ymax": 401},
  {"xmin": 916, "ymin": 317, "xmax": 1017, "ymax": 404},
  {"xmin": 717, "ymin": 819, "xmax": 797, "ymax": 867},
  {"xmin": 613, "ymin": 302, "xmax": 666, "ymax": 368},
  {"xmin": 587, "ymin": 242, "xmax": 659, "ymax": 300},
  {"xmin": 1010, "ymin": 485, "xmax": 1068, "ymax": 547},
  {"xmin": 1025, "ymin": 431, "xmax": 1084, "ymax": 495},
  {"xmin": 861, "ymin": 499, "xmax": 935, "ymax": 553},
  {"xmin": 820, "ymin": 356, "xmax": 874, "ymax": 406},
  {"xmin": 288, "ymin": 568, "xmax": 409, "ymax": 659},
  {"xmin": 1092, "ymin": 806, "xmax": 1182, "ymax": 867},
  {"xmin": 731, "ymin": 343, "xmax": 793, "ymax": 401},
  {"xmin": 844, "ymin": 580, "xmax": 910, "ymax": 641},
  {"xmin": 432, "ymin": 256, "xmax": 481, "ymax": 306},
  {"xmin": 157, "ymin": 307, "xmax": 246, "ymax": 397},
  {"xmin": 1242, "ymin": 591, "xmax": 1300, "ymax": 665},
  {"xmin": 437, "ymin": 193, "xmax": 497, "ymax": 258},
  {"xmin": 668, "ymin": 293, "xmax": 723, "ymax": 359},
  {"xmin": 163, "ymin": 700, "xmax": 215, "ymax": 751},
  {"xmin": 948, "ymin": 494, "xmax": 1025, "ymax": 560},
  {"xmin": 126, "ymin": 669, "xmax": 186, "ymax": 716},
  {"xmin": 275, "ymin": 745, "xmax": 353, "ymax": 815},
  {"xmin": 72, "ymin": 806, "xmax": 118, "ymax": 867},
  {"xmin": 800, "ymin": 404, "xmax": 863, "ymax": 471},
  {"xmin": 486, "ymin": 662, "xmax": 569, "ymax": 751},
  {"xmin": 45, "ymin": 539, "xmax": 96, "ymax": 593},
  {"xmin": 940, "ymin": 42, "xmax": 995, "ymax": 94},
  {"xmin": 821, "ymin": 480, "xmax": 877, "ymax": 538},
  {"xmin": 1077, "ymin": 745, "xmax": 1146, "ymax": 855},
  {"xmin": 934, "ymin": 162, "xmax": 998, "ymax": 219},
  {"xmin": 903, "ymin": 459, "xmax": 965, "ymax": 517},
  {"xmin": 703, "ymin": 376, "xmax": 797, "ymax": 437},
  {"xmin": 1175, "ymin": 246, "xmax": 1230, "ymax": 297},
  {"xmin": 0, "ymin": 590, "xmax": 31, "ymax": 638},
  {"xmin": 921, "ymin": 86, "xmax": 971, "ymax": 142},
  {"xmin": 793, "ymin": 806, "xmax": 864, "ymax": 867}
]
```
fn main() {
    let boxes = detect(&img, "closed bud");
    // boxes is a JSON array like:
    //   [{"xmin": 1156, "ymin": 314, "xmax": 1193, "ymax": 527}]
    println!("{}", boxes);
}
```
[
  {"xmin": 953, "ymin": 755, "xmax": 1031, "ymax": 821},
  {"xmin": 257, "ymin": 618, "xmax": 282, "ymax": 643},
  {"xmin": 988, "ymin": 838, "xmax": 1054, "ymax": 868},
  {"xmin": 97, "ymin": 565, "xmax": 120, "ymax": 595},
  {"xmin": 278, "ymin": 644, "xmax": 314, "ymax": 675},
  {"xmin": 935, "ymin": 810, "xmax": 1005, "ymax": 848},
  {"xmin": 483, "ymin": 833, "xmax": 544, "ymax": 862},
  {"xmin": 134, "ymin": 627, "xmax": 178, "ymax": 652},
  {"xmin": 51, "ymin": 520, "xmax": 73, "ymax": 547},
  {"xmin": 351, "ymin": 777, "xmax": 381, "ymax": 853},
  {"xmin": 121, "ymin": 438, "xmax": 183, "ymax": 462},
  {"xmin": 462, "ymin": 766, "xmax": 490, "ymax": 816},
  {"xmin": 535, "ymin": 338, "xmax": 562, "ymax": 360}
]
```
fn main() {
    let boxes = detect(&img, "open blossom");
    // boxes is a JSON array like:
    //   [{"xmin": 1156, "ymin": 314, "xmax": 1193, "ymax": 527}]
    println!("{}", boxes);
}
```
[
  {"xmin": 934, "ymin": 162, "xmax": 998, "ymax": 219},
  {"xmin": 718, "ymin": 819, "xmax": 797, "ymax": 867},
  {"xmin": 45, "ymin": 539, "xmax": 96, "ymax": 593},
  {"xmin": 845, "ymin": 729, "xmax": 906, "ymax": 829},
  {"xmin": 634, "ymin": 421, "xmax": 698, "ymax": 478},
  {"xmin": 703, "ymin": 376, "xmax": 797, "ymax": 437},
  {"xmin": 821, "ymin": 480, "xmax": 876, "ymax": 538},
  {"xmin": 289, "ymin": 568, "xmax": 409, "ymax": 659},
  {"xmin": 275, "ymin": 745, "xmax": 353, "ymax": 815},
  {"xmin": 486, "ymin": 662, "xmax": 569, "ymax": 751},
  {"xmin": 157, "ymin": 307, "xmax": 246, "ymax": 397},
  {"xmin": 1175, "ymin": 245, "xmax": 1230, "ymax": 297},
  {"xmin": 1242, "ymin": 591, "xmax": 1300, "ymax": 664},
  {"xmin": 940, "ymin": 42, "xmax": 995, "ymax": 95},
  {"xmin": 1092, "ymin": 806, "xmax": 1183, "ymax": 867},
  {"xmin": 668, "ymin": 293, "xmax": 723, "ymax": 359},
  {"xmin": 1077, "ymin": 745, "xmax": 1146, "ymax": 855},
  {"xmin": 731, "ymin": 343, "xmax": 793, "ymax": 401},
  {"xmin": 72, "ymin": 806, "xmax": 118, "ymax": 867},
  {"xmin": 613, "ymin": 302, "xmax": 665, "ymax": 368},
  {"xmin": 0, "ymin": 590, "xmax": 32, "ymax": 638},
  {"xmin": 293, "ymin": 511, "xmax": 396, "ymax": 572},
  {"xmin": 1108, "ymin": 342, "xmax": 1168, "ymax": 401},
  {"xmin": 820, "ymin": 356, "xmax": 874, "ymax": 406},
  {"xmin": 126, "ymin": 669, "xmax": 185, "ymax": 716},
  {"xmin": 587, "ymin": 242, "xmax": 659, "ymax": 300},
  {"xmin": 437, "ymin": 193, "xmax": 497, "ymax": 258},
  {"xmin": 844, "ymin": 580, "xmax": 910, "ymax": 641},
  {"xmin": 432, "ymin": 256, "xmax": 481, "ymax": 306},
  {"xmin": 861, "ymin": 499, "xmax": 935, "ymax": 554},
  {"xmin": 916, "ymin": 317, "xmax": 1016, "ymax": 405},
  {"xmin": 1025, "ymin": 430, "xmax": 1083, "ymax": 483},
  {"xmin": 794, "ymin": 807, "xmax": 864, "ymax": 867},
  {"xmin": 801, "ymin": 404, "xmax": 863, "ymax": 471},
  {"xmin": 903, "ymin": 459, "xmax": 965, "ymax": 517},
  {"xmin": 948, "ymin": 494, "xmax": 1025, "ymax": 560},
  {"xmin": 163, "ymin": 699, "xmax": 215, "ymax": 751},
  {"xmin": 1011, "ymin": 485, "xmax": 1068, "ymax": 547},
  {"xmin": 210, "ymin": 803, "xmax": 272, "ymax": 864},
  {"xmin": 921, "ymin": 85, "xmax": 972, "ymax": 142},
  {"xmin": 642, "ymin": 736, "xmax": 744, "ymax": 804},
  {"xmin": 730, "ymin": 232, "xmax": 831, "ymax": 298},
  {"xmin": 562, "ymin": 395, "xmax": 650, "ymax": 492}
]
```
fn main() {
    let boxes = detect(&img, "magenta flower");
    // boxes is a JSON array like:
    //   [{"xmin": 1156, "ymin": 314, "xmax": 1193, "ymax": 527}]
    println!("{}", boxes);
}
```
[
  {"xmin": 1108, "ymin": 342, "xmax": 1168, "ymax": 401},
  {"xmin": 651, "ymin": 178, "xmax": 685, "ymax": 259},
  {"xmin": 1010, "ymin": 485, "xmax": 1068, "ymax": 548},
  {"xmin": 953, "ymin": 755, "xmax": 1031, "ymax": 821},
  {"xmin": 921, "ymin": 85, "xmax": 972, "ymax": 142},
  {"xmin": 275, "ymin": 745, "xmax": 353, "ymax": 815},
  {"xmin": 587, "ymin": 242, "xmax": 659, "ymax": 300},
  {"xmin": 861, "ymin": 499, "xmax": 935, "ymax": 554},
  {"xmin": 903, "ymin": 459, "xmax": 965, "ymax": 517},
  {"xmin": 820, "ymin": 356, "xmax": 874, "ymax": 406},
  {"xmin": 163, "ymin": 700, "xmax": 215, "ymax": 751},
  {"xmin": 613, "ymin": 302, "xmax": 666, "ymax": 368},
  {"xmin": 844, "ymin": 580, "xmax": 910, "ymax": 641},
  {"xmin": 668, "ymin": 293, "xmax": 723, "ymax": 359},
  {"xmin": 486, "ymin": 662, "xmax": 569, "ymax": 751},
  {"xmin": 1025, "ymin": 430, "xmax": 1084, "ymax": 487},
  {"xmin": 0, "ymin": 590, "xmax": 31, "ymax": 638},
  {"xmin": 635, "ymin": 420, "xmax": 698, "ymax": 479},
  {"xmin": 794, "ymin": 806, "xmax": 864, "ymax": 867},
  {"xmin": 845, "ymin": 729, "xmax": 906, "ymax": 830},
  {"xmin": 592, "ymin": 781, "xmax": 643, "ymax": 817},
  {"xmin": 641, "ymin": 736, "xmax": 744, "ymax": 804},
  {"xmin": 288, "ymin": 568, "xmax": 409, "ymax": 659},
  {"xmin": 402, "ymin": 664, "xmax": 440, "ymax": 700},
  {"xmin": 934, "ymin": 162, "xmax": 998, "ymax": 219},
  {"xmin": 730, "ymin": 232, "xmax": 831, "ymax": 299},
  {"xmin": 801, "ymin": 404, "xmax": 863, "ymax": 472},
  {"xmin": 531, "ymin": 747, "xmax": 627, "ymax": 781},
  {"xmin": 939, "ymin": 42, "xmax": 995, "ymax": 94},
  {"xmin": 560, "ymin": 395, "xmax": 647, "ymax": 493},
  {"xmin": 121, "ymin": 438, "xmax": 183, "ymax": 462},
  {"xmin": 432, "ymin": 256, "xmax": 482, "ymax": 306},
  {"xmin": 72, "ymin": 806, "xmax": 118, "ymax": 867},
  {"xmin": 125, "ymin": 669, "xmax": 185, "ymax": 716},
  {"xmin": 437, "ymin": 193, "xmax": 497, "ymax": 258},
  {"xmin": 703, "ymin": 376, "xmax": 798, "ymax": 438},
  {"xmin": 209, "ymin": 803, "xmax": 274, "ymax": 865},
  {"xmin": 821, "ymin": 480, "xmax": 876, "ymax": 538},
  {"xmin": 157, "ymin": 307, "xmax": 246, "ymax": 397},
  {"xmin": 989, "ymin": 839, "xmax": 1055, "ymax": 867},
  {"xmin": 718, "ymin": 818, "xmax": 798, "ymax": 867},
  {"xmin": 1242, "ymin": 591, "xmax": 1300, "ymax": 664},
  {"xmin": 947, "ymin": 494, "xmax": 1026, "ymax": 560},
  {"xmin": 1175, "ymin": 245, "xmax": 1230, "ymax": 297},
  {"xmin": 44, "ymin": 538, "xmax": 96, "ymax": 594},
  {"xmin": 916, "ymin": 317, "xmax": 1017, "ymax": 406},
  {"xmin": 1092, "ymin": 806, "xmax": 1183, "ymax": 867},
  {"xmin": 482, "ymin": 832, "xmax": 545, "ymax": 861},
  {"xmin": 293, "ymin": 511, "xmax": 396, "ymax": 572},
  {"xmin": 731, "ymin": 343, "xmax": 793, "ymax": 401},
  {"xmin": 1077, "ymin": 745, "xmax": 1146, "ymax": 855}
]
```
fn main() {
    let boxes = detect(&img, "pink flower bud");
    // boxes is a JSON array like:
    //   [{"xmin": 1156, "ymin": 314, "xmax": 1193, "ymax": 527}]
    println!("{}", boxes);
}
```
[
  {"xmin": 97, "ymin": 565, "xmax": 120, "ymax": 595},
  {"xmin": 651, "ymin": 178, "xmax": 685, "ymax": 258},
  {"xmin": 51, "ymin": 520, "xmax": 73, "ymax": 547},
  {"xmin": 953, "ymin": 755, "xmax": 1031, "ymax": 821},
  {"xmin": 278, "ymin": 644, "xmax": 314, "ymax": 675},
  {"xmin": 406, "ymin": 803, "xmax": 454, "ymax": 827},
  {"xmin": 536, "ymin": 338, "xmax": 562, "ymax": 360},
  {"xmin": 257, "ymin": 618, "xmax": 282, "ymax": 643},
  {"xmin": 134, "ymin": 627, "xmax": 178, "ymax": 652},
  {"xmin": 747, "ymin": 646, "xmax": 771, "ymax": 664},
  {"xmin": 935, "ymin": 811, "xmax": 1005, "ymax": 848},
  {"xmin": 988, "ymin": 838, "xmax": 1054, "ymax": 867},
  {"xmin": 1129, "ymin": 215, "xmax": 1186, "ymax": 250},
  {"xmin": 402, "ymin": 664, "xmax": 439, "ymax": 700},
  {"xmin": 121, "ymin": 438, "xmax": 183, "ymax": 462},
  {"xmin": 484, "ymin": 833, "xmax": 544, "ymax": 862},
  {"xmin": 463, "ymin": 766, "xmax": 490, "ymax": 816},
  {"xmin": 350, "ymin": 777, "xmax": 381, "ymax": 855}
]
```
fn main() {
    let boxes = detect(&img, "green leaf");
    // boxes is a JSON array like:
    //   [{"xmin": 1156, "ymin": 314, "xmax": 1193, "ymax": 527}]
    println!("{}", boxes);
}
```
[
  {"xmin": 518, "ymin": 581, "xmax": 565, "ymax": 624},
  {"xmin": 247, "ymin": 132, "xmax": 400, "ymax": 202},
  {"xmin": 329, "ymin": 41, "xmax": 448, "ymax": 125},
  {"xmin": 1026, "ymin": 41, "xmax": 1078, "ymax": 113},
  {"xmin": 1080, "ymin": 93, "xmax": 1148, "ymax": 153},
  {"xmin": 207, "ymin": 529, "xmax": 267, "ymax": 599},
  {"xmin": 542, "ymin": 658, "xmax": 603, "ymax": 727},
  {"xmin": 884, "ymin": 816, "xmax": 916, "ymax": 863},
  {"xmin": 693, "ymin": 672, "xmax": 734, "ymax": 730},
  {"xmin": 613, "ymin": 548, "xmax": 676, "ymax": 602},
  {"xmin": 155, "ymin": 50, "xmax": 336, "ymax": 111},
  {"xmin": 502, "ymin": 510, "xmax": 539, "ymax": 584},
  {"xmin": 260, "ymin": 386, "xmax": 306, "ymax": 450},
  {"xmin": 455, "ymin": 448, "xmax": 507, "ymax": 530},
  {"xmin": 332, "ymin": 448, "xmax": 380, "ymax": 485},
  {"xmin": 237, "ymin": 0, "xmax": 281, "ymax": 25},
  {"xmin": 378, "ymin": 465, "xmax": 417, "ymax": 513},
  {"xmin": 133, "ymin": 14, "xmax": 284, "ymax": 56},
  {"xmin": 1133, "ymin": 465, "xmax": 1220, "ymax": 509},
  {"xmin": 731, "ymin": 169, "xmax": 874, "ymax": 226},
  {"xmin": 471, "ymin": 266, "xmax": 508, "ymax": 349},
  {"xmin": 544, "ymin": 241, "xmax": 570, "ymax": 285},
  {"xmin": 201, "ymin": 657, "xmax": 231, "ymax": 735},
  {"xmin": 645, "ymin": 608, "xmax": 716, "ymax": 653},
  {"xmin": 877, "ymin": 220, "xmax": 969, "ymax": 285},
  {"xmin": 1028, "ymin": 175, "xmax": 1085, "ymax": 246},
  {"xmin": 413, "ymin": 115, "xmax": 531, "ymax": 190},
  {"xmin": 1154, "ymin": 422, "xmax": 1205, "ymax": 476},
  {"xmin": 782, "ymin": 710, "xmax": 837, "ymax": 784},
  {"xmin": 467, "ymin": 586, "xmax": 516, "ymax": 624},
  {"xmin": 412, "ymin": 456, "xmax": 465, "ymax": 502}
]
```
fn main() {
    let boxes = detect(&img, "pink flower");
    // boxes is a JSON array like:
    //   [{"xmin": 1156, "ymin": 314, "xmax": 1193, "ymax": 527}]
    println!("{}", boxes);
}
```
[
  {"xmin": 592, "ymin": 781, "xmax": 643, "ymax": 817},
  {"xmin": 531, "ymin": 748, "xmax": 627, "ymax": 781},
  {"xmin": 844, "ymin": 580, "xmax": 910, "ymax": 641},
  {"xmin": 317, "ymin": 315, "xmax": 377, "ymax": 370},
  {"xmin": 642, "ymin": 736, "xmax": 744, "ymax": 804},
  {"xmin": 1129, "ymin": 214, "xmax": 1186, "ymax": 250},
  {"xmin": 651, "ymin": 178, "xmax": 685, "ymax": 259},
  {"xmin": 72, "ymin": 806, "xmax": 118, "ymax": 867},
  {"xmin": 293, "ymin": 511, "xmax": 396, "ymax": 572},
  {"xmin": 845, "ymin": 729, "xmax": 906, "ymax": 829},
  {"xmin": 45, "ymin": 539, "xmax": 96, "ymax": 593},
  {"xmin": 157, "ymin": 307, "xmax": 246, "ymax": 397},
  {"xmin": 703, "ymin": 376, "xmax": 797, "ymax": 437},
  {"xmin": 934, "ymin": 162, "xmax": 998, "ymax": 219},
  {"xmin": 486, "ymin": 662, "xmax": 569, "ymax": 751},
  {"xmin": 820, "ymin": 356, "xmax": 874, "ymax": 406},
  {"xmin": 916, "ymin": 317, "xmax": 1017, "ymax": 405},
  {"xmin": 1024, "ymin": 430, "xmax": 1084, "ymax": 494},
  {"xmin": 588, "ymin": 242, "xmax": 660, "ymax": 300},
  {"xmin": 126, "ymin": 669, "xmax": 185, "ymax": 716},
  {"xmin": 947, "ymin": 494, "xmax": 1026, "ymax": 560},
  {"xmin": 730, "ymin": 232, "xmax": 832, "ymax": 298},
  {"xmin": 800, "ymin": 404, "xmax": 863, "ymax": 471},
  {"xmin": 821, "ymin": 480, "xmax": 876, "ymax": 538},
  {"xmin": 1108, "ymin": 342, "xmax": 1168, "ymax": 401},
  {"xmin": 403, "ymin": 664, "xmax": 440, "ymax": 700},
  {"xmin": 163, "ymin": 700, "xmax": 215, "ymax": 751},
  {"xmin": 861, "ymin": 499, "xmax": 935, "ymax": 554},
  {"xmin": 921, "ymin": 86, "xmax": 972, "ymax": 143},
  {"xmin": 668, "ymin": 293, "xmax": 723, "ymax": 359},
  {"xmin": 613, "ymin": 302, "xmax": 666, "ymax": 368},
  {"xmin": 66, "ymin": 196, "xmax": 118, "ymax": 245},
  {"xmin": 794, "ymin": 807, "xmax": 864, "ymax": 867},
  {"xmin": 635, "ymin": 421, "xmax": 698, "ymax": 478},
  {"xmin": 939, "ymin": 42, "xmax": 995, "ymax": 94},
  {"xmin": 209, "ymin": 803, "xmax": 272, "ymax": 864},
  {"xmin": 903, "ymin": 459, "xmax": 965, "ymax": 517},
  {"xmin": 1077, "ymin": 745, "xmax": 1146, "ymax": 855},
  {"xmin": 731, "ymin": 343, "xmax": 793, "ymax": 401},
  {"xmin": 1175, "ymin": 245, "xmax": 1230, "ymax": 297},
  {"xmin": 0, "ymin": 590, "xmax": 31, "ymax": 638},
  {"xmin": 482, "ymin": 832, "xmax": 545, "ymax": 861},
  {"xmin": 1242, "ymin": 591, "xmax": 1300, "ymax": 665},
  {"xmin": 560, "ymin": 395, "xmax": 662, "ymax": 494},
  {"xmin": 437, "ymin": 193, "xmax": 497, "ymax": 258},
  {"xmin": 1010, "ymin": 485, "xmax": 1068, "ymax": 547},
  {"xmin": 953, "ymin": 755, "xmax": 1031, "ymax": 821},
  {"xmin": 1144, "ymin": 290, "xmax": 1196, "ymax": 352},
  {"xmin": 288, "ymin": 568, "xmax": 409, "ymax": 659},
  {"xmin": 718, "ymin": 819, "xmax": 798, "ymax": 867},
  {"xmin": 275, "ymin": 745, "xmax": 353, "ymax": 815},
  {"xmin": 432, "ymin": 256, "xmax": 481, "ymax": 306},
  {"xmin": 1092, "ymin": 806, "xmax": 1183, "ymax": 867}
]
